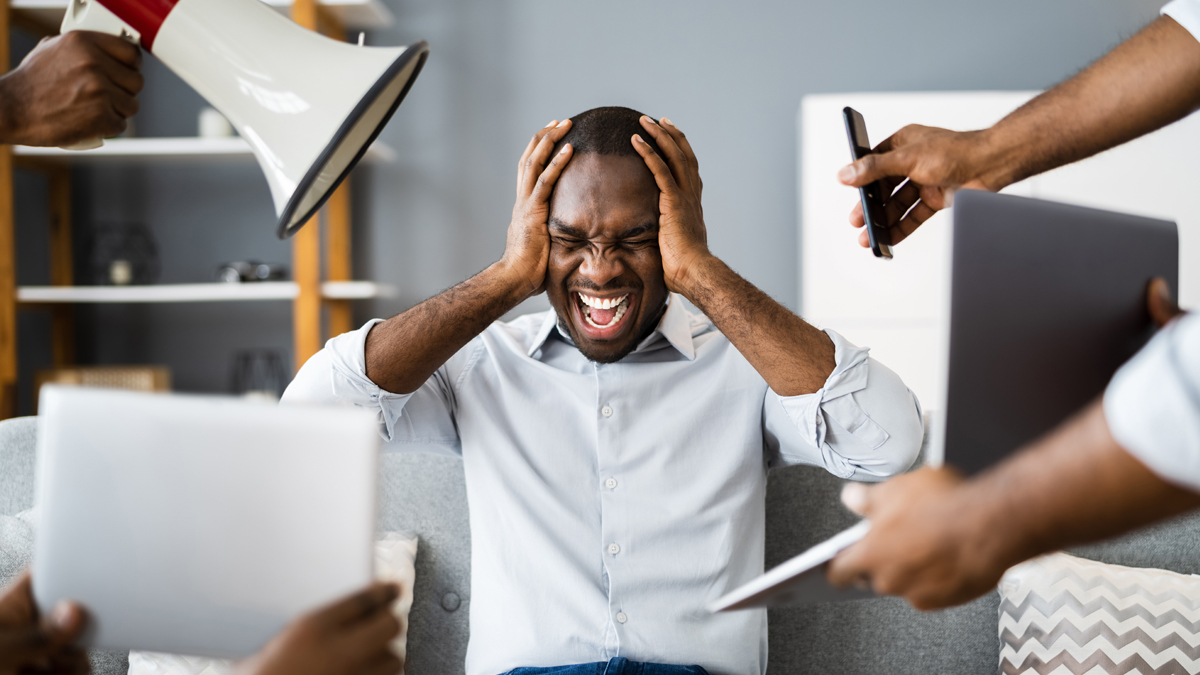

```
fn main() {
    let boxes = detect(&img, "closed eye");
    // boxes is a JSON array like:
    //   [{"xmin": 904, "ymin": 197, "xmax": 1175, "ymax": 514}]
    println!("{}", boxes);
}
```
[{"xmin": 622, "ymin": 239, "xmax": 658, "ymax": 250}]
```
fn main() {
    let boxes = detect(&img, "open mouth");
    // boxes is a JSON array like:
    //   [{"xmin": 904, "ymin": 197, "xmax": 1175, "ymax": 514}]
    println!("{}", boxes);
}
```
[{"xmin": 573, "ymin": 291, "xmax": 636, "ymax": 339}]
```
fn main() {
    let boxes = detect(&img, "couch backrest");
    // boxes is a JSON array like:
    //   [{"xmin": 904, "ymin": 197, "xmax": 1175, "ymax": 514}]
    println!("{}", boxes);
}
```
[
  {"xmin": 0, "ymin": 416, "xmax": 37, "ymax": 516},
  {"xmin": 7, "ymin": 415, "xmax": 1200, "ymax": 675}
]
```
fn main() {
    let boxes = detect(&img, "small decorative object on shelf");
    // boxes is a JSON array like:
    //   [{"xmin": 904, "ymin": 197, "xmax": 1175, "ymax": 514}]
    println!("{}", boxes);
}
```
[
  {"xmin": 88, "ymin": 223, "xmax": 160, "ymax": 286},
  {"xmin": 36, "ymin": 366, "xmax": 171, "ymax": 396},
  {"xmin": 198, "ymin": 107, "xmax": 234, "ymax": 139},
  {"xmin": 231, "ymin": 349, "xmax": 290, "ymax": 401},
  {"xmin": 216, "ymin": 261, "xmax": 289, "ymax": 283}
]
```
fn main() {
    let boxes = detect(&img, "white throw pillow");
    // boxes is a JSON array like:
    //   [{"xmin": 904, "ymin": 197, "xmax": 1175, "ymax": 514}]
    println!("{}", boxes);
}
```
[
  {"xmin": 998, "ymin": 552, "xmax": 1200, "ymax": 675},
  {"xmin": 129, "ymin": 532, "xmax": 418, "ymax": 675}
]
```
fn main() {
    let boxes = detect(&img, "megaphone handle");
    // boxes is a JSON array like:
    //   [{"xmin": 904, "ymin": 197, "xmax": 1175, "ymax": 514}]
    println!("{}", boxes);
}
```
[{"xmin": 59, "ymin": 0, "xmax": 142, "ymax": 151}]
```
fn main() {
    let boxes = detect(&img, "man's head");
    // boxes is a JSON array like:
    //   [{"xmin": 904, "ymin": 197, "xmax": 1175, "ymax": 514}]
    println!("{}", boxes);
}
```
[{"xmin": 545, "ymin": 106, "xmax": 669, "ymax": 364}]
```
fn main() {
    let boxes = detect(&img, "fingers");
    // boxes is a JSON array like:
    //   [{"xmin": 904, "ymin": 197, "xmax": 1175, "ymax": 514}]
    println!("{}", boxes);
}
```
[
  {"xmin": 80, "ymin": 31, "xmax": 142, "ymax": 69},
  {"xmin": 881, "ymin": 180, "xmax": 921, "ymax": 227},
  {"xmin": 886, "ymin": 201, "xmax": 938, "ymax": 247},
  {"xmin": 517, "ymin": 121, "xmax": 557, "ymax": 191},
  {"xmin": 350, "ymin": 602, "xmax": 401, "ymax": 650},
  {"xmin": 0, "ymin": 569, "xmax": 33, "ymax": 610},
  {"xmin": 838, "ymin": 150, "xmax": 915, "ymax": 189},
  {"xmin": 529, "ymin": 143, "xmax": 574, "ymax": 203},
  {"xmin": 826, "ymin": 541, "xmax": 869, "ymax": 589},
  {"xmin": 43, "ymin": 644, "xmax": 89, "ymax": 675},
  {"xmin": 638, "ymin": 116, "xmax": 695, "ymax": 195},
  {"xmin": 519, "ymin": 120, "xmax": 572, "ymax": 198},
  {"xmin": 659, "ymin": 118, "xmax": 698, "ymax": 170},
  {"xmin": 840, "ymin": 482, "xmax": 871, "ymax": 516},
  {"xmin": 43, "ymin": 602, "xmax": 87, "ymax": 646},
  {"xmin": 0, "ymin": 626, "xmax": 53, "ymax": 669},
  {"xmin": 334, "ymin": 597, "xmax": 401, "ymax": 670},
  {"xmin": 97, "ymin": 54, "xmax": 145, "ymax": 98},
  {"xmin": 631, "ymin": 133, "xmax": 680, "ymax": 197},
  {"xmin": 311, "ymin": 583, "xmax": 400, "ymax": 629},
  {"xmin": 360, "ymin": 651, "xmax": 404, "ymax": 675},
  {"xmin": 849, "ymin": 202, "xmax": 865, "ymax": 230},
  {"xmin": 1147, "ymin": 277, "xmax": 1185, "ymax": 327},
  {"xmin": 658, "ymin": 117, "xmax": 703, "ymax": 194},
  {"xmin": 104, "ymin": 82, "xmax": 140, "ymax": 120}
]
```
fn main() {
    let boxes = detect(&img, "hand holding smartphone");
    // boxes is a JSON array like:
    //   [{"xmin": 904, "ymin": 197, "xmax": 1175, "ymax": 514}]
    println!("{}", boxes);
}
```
[{"xmin": 843, "ymin": 107, "xmax": 893, "ymax": 259}]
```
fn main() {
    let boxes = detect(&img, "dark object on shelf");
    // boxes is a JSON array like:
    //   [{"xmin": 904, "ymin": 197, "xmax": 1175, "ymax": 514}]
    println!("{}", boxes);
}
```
[
  {"xmin": 88, "ymin": 223, "xmax": 160, "ymax": 286},
  {"xmin": 231, "ymin": 349, "xmax": 290, "ymax": 400},
  {"xmin": 217, "ymin": 261, "xmax": 289, "ymax": 283}
]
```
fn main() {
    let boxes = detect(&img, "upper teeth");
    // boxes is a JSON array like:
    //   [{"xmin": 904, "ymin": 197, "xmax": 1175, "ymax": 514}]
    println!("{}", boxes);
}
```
[{"xmin": 578, "ymin": 293, "xmax": 628, "ymax": 309}]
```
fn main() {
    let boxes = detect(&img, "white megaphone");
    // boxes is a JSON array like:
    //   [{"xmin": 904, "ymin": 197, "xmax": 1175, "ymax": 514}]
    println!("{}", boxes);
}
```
[{"xmin": 60, "ymin": 0, "xmax": 428, "ymax": 238}]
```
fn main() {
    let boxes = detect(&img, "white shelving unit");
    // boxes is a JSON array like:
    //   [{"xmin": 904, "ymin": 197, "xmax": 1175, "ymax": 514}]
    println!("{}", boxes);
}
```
[
  {"xmin": 11, "ymin": 0, "xmax": 393, "ymax": 31},
  {"xmin": 17, "ymin": 281, "xmax": 397, "ymax": 304},
  {"xmin": 2, "ymin": 0, "xmax": 388, "ymax": 409},
  {"xmin": 16, "ymin": 137, "xmax": 397, "ymax": 164}
]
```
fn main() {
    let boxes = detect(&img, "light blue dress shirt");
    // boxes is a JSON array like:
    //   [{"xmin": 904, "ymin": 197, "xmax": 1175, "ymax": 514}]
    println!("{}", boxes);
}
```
[
  {"xmin": 283, "ymin": 294, "xmax": 923, "ymax": 675},
  {"xmin": 1105, "ymin": 312, "xmax": 1200, "ymax": 491}
]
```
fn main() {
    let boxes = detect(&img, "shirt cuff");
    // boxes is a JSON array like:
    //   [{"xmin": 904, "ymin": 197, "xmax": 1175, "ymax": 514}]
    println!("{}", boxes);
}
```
[
  {"xmin": 327, "ymin": 318, "xmax": 415, "ymax": 441},
  {"xmin": 1104, "ymin": 313, "xmax": 1200, "ymax": 492},
  {"xmin": 775, "ymin": 329, "xmax": 891, "ymax": 476},
  {"xmin": 1163, "ymin": 0, "xmax": 1200, "ymax": 44}
]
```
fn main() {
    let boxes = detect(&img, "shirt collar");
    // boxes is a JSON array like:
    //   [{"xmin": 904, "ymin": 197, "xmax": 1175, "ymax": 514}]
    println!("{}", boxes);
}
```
[{"xmin": 526, "ymin": 293, "xmax": 696, "ymax": 361}]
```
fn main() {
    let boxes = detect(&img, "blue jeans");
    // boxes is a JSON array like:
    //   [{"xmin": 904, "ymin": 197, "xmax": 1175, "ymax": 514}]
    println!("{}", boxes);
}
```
[{"xmin": 504, "ymin": 658, "xmax": 710, "ymax": 675}]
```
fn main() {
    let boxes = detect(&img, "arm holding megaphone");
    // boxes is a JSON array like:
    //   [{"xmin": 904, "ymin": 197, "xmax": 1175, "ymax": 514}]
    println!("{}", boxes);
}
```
[{"xmin": 0, "ymin": 1, "xmax": 142, "ymax": 149}]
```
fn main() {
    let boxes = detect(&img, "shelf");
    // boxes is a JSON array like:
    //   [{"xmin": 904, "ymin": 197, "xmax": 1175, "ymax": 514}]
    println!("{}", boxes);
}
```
[
  {"xmin": 17, "ymin": 281, "xmax": 397, "ymax": 303},
  {"xmin": 11, "ymin": 0, "xmax": 393, "ymax": 32},
  {"xmin": 321, "ymin": 280, "xmax": 397, "ymax": 299},
  {"xmin": 15, "ymin": 137, "xmax": 396, "ymax": 165}
]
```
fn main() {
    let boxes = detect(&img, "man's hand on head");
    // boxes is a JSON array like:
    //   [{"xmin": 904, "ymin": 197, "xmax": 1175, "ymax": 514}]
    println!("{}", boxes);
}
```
[
  {"xmin": 0, "ymin": 31, "xmax": 143, "ymax": 147},
  {"xmin": 827, "ymin": 467, "xmax": 1016, "ymax": 611},
  {"xmin": 499, "ymin": 119, "xmax": 575, "ymax": 300},
  {"xmin": 0, "ymin": 572, "xmax": 90, "ymax": 675},
  {"xmin": 837, "ymin": 125, "xmax": 1006, "ymax": 250},
  {"xmin": 631, "ymin": 116, "xmax": 712, "ymax": 295}
]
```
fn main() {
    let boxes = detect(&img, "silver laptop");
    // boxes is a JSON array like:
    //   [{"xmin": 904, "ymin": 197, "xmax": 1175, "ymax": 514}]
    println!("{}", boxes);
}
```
[
  {"xmin": 32, "ymin": 386, "xmax": 380, "ymax": 658},
  {"xmin": 713, "ymin": 190, "xmax": 1178, "ymax": 611}
]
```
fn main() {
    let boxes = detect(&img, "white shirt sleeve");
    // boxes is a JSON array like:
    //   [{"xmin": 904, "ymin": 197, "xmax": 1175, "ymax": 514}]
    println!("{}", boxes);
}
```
[
  {"xmin": 1104, "ymin": 312, "xmax": 1200, "ymax": 492},
  {"xmin": 767, "ymin": 329, "xmax": 924, "ymax": 481},
  {"xmin": 282, "ymin": 319, "xmax": 473, "ymax": 455},
  {"xmin": 1163, "ymin": 0, "xmax": 1200, "ymax": 43}
]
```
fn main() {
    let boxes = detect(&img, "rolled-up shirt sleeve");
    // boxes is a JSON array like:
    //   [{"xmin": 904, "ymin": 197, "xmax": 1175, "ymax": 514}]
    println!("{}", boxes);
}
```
[
  {"xmin": 1104, "ymin": 313, "xmax": 1200, "ymax": 492},
  {"xmin": 765, "ymin": 329, "xmax": 923, "ymax": 481},
  {"xmin": 282, "ymin": 318, "xmax": 477, "ymax": 455},
  {"xmin": 1163, "ymin": 0, "xmax": 1200, "ymax": 43}
]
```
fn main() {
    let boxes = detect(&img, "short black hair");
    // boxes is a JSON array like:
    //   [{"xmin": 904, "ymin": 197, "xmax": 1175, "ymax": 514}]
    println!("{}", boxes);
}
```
[{"xmin": 551, "ymin": 106, "xmax": 664, "ymax": 159}]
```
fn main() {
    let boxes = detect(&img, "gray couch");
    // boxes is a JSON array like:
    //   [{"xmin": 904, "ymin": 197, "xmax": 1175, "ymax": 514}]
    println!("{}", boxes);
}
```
[{"xmin": 3, "ymin": 414, "xmax": 1200, "ymax": 675}]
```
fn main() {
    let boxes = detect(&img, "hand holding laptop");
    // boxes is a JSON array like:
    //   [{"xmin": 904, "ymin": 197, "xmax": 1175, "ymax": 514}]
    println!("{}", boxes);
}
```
[
  {"xmin": 236, "ymin": 582, "xmax": 404, "ymax": 675},
  {"xmin": 0, "ymin": 571, "xmax": 404, "ymax": 675}
]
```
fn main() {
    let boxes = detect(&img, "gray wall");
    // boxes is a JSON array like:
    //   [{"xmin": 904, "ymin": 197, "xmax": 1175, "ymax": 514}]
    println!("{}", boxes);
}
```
[{"xmin": 13, "ymin": 0, "xmax": 1165, "ymax": 412}]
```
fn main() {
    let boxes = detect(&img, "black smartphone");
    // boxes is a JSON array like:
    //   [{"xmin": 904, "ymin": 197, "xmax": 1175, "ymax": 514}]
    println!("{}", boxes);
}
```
[{"xmin": 842, "ymin": 107, "xmax": 893, "ymax": 259}]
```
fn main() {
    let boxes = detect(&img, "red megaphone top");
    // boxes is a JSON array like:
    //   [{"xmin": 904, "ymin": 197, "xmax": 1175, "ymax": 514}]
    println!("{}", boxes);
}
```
[{"xmin": 95, "ymin": 0, "xmax": 179, "ymax": 50}]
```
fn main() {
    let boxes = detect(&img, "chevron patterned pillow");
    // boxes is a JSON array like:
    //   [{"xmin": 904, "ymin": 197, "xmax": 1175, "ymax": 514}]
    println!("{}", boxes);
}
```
[{"xmin": 998, "ymin": 552, "xmax": 1200, "ymax": 675}]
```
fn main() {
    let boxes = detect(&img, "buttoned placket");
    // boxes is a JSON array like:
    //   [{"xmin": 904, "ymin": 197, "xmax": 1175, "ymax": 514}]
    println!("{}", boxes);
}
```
[{"xmin": 594, "ymin": 360, "xmax": 627, "ymax": 658}]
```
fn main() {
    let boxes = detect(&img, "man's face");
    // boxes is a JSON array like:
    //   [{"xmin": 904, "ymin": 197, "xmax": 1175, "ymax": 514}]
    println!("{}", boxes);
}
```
[{"xmin": 545, "ymin": 153, "xmax": 669, "ymax": 363}]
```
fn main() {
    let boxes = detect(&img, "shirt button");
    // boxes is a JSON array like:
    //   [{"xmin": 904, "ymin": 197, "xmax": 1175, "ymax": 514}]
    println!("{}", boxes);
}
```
[
  {"xmin": 605, "ymin": 477, "xmax": 618, "ymax": 489},
  {"xmin": 616, "ymin": 612, "xmax": 628, "ymax": 624},
  {"xmin": 601, "ymin": 405, "xmax": 614, "ymax": 418},
  {"xmin": 608, "ymin": 543, "xmax": 621, "ymax": 555}
]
